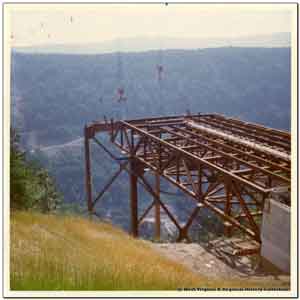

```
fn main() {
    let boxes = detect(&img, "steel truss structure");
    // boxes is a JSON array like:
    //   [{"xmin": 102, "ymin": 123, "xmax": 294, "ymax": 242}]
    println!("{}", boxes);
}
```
[{"xmin": 84, "ymin": 113, "xmax": 291, "ymax": 253}]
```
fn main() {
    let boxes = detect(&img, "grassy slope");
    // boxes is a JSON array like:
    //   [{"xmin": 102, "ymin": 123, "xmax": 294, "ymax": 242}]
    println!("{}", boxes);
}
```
[{"xmin": 10, "ymin": 212, "xmax": 289, "ymax": 291}]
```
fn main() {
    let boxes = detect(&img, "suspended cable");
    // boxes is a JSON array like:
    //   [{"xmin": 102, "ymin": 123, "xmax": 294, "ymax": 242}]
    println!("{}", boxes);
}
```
[
  {"xmin": 156, "ymin": 37, "xmax": 164, "ymax": 115},
  {"xmin": 114, "ymin": 39, "xmax": 128, "ymax": 120},
  {"xmin": 116, "ymin": 50, "xmax": 127, "ymax": 103}
]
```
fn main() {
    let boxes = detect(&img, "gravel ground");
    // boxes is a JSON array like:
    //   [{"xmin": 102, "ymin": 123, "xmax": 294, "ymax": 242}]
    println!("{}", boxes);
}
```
[{"xmin": 149, "ymin": 241, "xmax": 290, "ymax": 285}]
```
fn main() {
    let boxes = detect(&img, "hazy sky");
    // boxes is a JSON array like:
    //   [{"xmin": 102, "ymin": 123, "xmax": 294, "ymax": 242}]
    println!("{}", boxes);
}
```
[{"xmin": 7, "ymin": 4, "xmax": 294, "ymax": 47}]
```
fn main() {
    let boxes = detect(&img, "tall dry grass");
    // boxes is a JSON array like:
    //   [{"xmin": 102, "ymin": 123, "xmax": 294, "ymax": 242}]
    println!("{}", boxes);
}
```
[
  {"xmin": 11, "ymin": 211, "xmax": 206, "ymax": 290},
  {"xmin": 10, "ymin": 211, "xmax": 289, "ymax": 290}
]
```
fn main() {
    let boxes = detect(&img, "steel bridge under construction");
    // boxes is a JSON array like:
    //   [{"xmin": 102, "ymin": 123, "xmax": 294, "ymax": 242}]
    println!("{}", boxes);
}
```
[{"xmin": 84, "ymin": 113, "xmax": 291, "ymax": 255}]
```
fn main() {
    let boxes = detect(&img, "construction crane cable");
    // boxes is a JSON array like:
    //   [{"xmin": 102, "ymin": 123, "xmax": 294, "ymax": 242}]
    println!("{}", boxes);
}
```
[
  {"xmin": 156, "ymin": 39, "xmax": 164, "ymax": 115},
  {"xmin": 115, "ymin": 41, "xmax": 128, "ymax": 120}
]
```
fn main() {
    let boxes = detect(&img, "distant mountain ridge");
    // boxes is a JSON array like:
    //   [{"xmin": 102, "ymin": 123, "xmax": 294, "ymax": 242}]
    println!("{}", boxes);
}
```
[
  {"xmin": 11, "ymin": 47, "xmax": 290, "ymax": 230},
  {"xmin": 14, "ymin": 32, "xmax": 290, "ymax": 54}
]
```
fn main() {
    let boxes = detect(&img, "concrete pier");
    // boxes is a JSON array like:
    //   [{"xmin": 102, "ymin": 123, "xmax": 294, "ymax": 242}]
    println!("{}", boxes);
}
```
[{"xmin": 261, "ymin": 190, "xmax": 290, "ymax": 273}]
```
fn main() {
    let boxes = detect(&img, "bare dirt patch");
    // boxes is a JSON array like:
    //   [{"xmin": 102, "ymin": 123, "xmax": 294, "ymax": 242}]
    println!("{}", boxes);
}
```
[{"xmin": 149, "ymin": 241, "xmax": 290, "ymax": 286}]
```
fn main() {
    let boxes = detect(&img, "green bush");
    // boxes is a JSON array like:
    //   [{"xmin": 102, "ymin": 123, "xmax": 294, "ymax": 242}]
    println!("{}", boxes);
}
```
[{"xmin": 10, "ymin": 128, "xmax": 62, "ymax": 212}]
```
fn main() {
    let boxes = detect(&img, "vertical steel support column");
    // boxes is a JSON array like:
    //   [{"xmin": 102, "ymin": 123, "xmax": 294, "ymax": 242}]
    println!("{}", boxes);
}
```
[
  {"xmin": 198, "ymin": 164, "xmax": 203, "ymax": 200},
  {"xmin": 155, "ymin": 138, "xmax": 162, "ymax": 241},
  {"xmin": 84, "ymin": 126, "xmax": 93, "ymax": 214},
  {"xmin": 155, "ymin": 172, "xmax": 161, "ymax": 240},
  {"xmin": 224, "ymin": 179, "xmax": 233, "ymax": 237},
  {"xmin": 130, "ymin": 158, "xmax": 139, "ymax": 237}
]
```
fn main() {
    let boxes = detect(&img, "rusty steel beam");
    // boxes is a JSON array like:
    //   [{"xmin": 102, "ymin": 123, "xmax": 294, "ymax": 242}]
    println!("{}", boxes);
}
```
[
  {"xmin": 158, "ymin": 125, "xmax": 289, "ymax": 179},
  {"xmin": 185, "ymin": 120, "xmax": 290, "ymax": 162},
  {"xmin": 166, "ymin": 125, "xmax": 290, "ymax": 176},
  {"xmin": 130, "ymin": 158, "xmax": 139, "ymax": 237},
  {"xmin": 138, "ymin": 200, "xmax": 155, "ymax": 225},
  {"xmin": 194, "ymin": 117, "xmax": 290, "ymax": 151},
  {"xmin": 211, "ymin": 114, "xmax": 290, "ymax": 141},
  {"xmin": 201, "ymin": 114, "xmax": 290, "ymax": 143},
  {"xmin": 122, "ymin": 113, "xmax": 211, "ymax": 128},
  {"xmin": 155, "ymin": 161, "xmax": 161, "ymax": 240},
  {"xmin": 92, "ymin": 162, "xmax": 128, "ymax": 209},
  {"xmin": 119, "ymin": 121, "xmax": 273, "ymax": 194},
  {"xmin": 84, "ymin": 125, "xmax": 93, "ymax": 214},
  {"xmin": 84, "ymin": 113, "xmax": 291, "ymax": 246},
  {"xmin": 137, "ymin": 173, "xmax": 183, "ymax": 232}
]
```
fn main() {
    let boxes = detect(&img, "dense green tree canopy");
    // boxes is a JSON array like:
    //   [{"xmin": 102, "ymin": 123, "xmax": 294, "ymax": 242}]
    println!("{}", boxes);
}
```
[{"xmin": 10, "ymin": 128, "xmax": 62, "ymax": 211}]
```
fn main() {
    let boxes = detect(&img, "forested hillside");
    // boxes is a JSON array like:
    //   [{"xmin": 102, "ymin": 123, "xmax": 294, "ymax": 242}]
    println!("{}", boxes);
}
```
[{"xmin": 10, "ymin": 47, "xmax": 291, "ymax": 234}]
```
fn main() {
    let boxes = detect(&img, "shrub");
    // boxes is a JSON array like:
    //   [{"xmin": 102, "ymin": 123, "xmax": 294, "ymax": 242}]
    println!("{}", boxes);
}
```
[{"xmin": 10, "ymin": 128, "xmax": 62, "ymax": 212}]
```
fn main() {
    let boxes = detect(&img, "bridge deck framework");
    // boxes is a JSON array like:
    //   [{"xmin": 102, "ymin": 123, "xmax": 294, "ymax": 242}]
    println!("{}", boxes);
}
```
[{"xmin": 84, "ymin": 113, "xmax": 291, "ymax": 253}]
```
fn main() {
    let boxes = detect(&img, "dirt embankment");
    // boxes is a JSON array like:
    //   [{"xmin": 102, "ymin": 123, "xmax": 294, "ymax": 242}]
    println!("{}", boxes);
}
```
[{"xmin": 149, "ymin": 242, "xmax": 290, "ymax": 286}]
